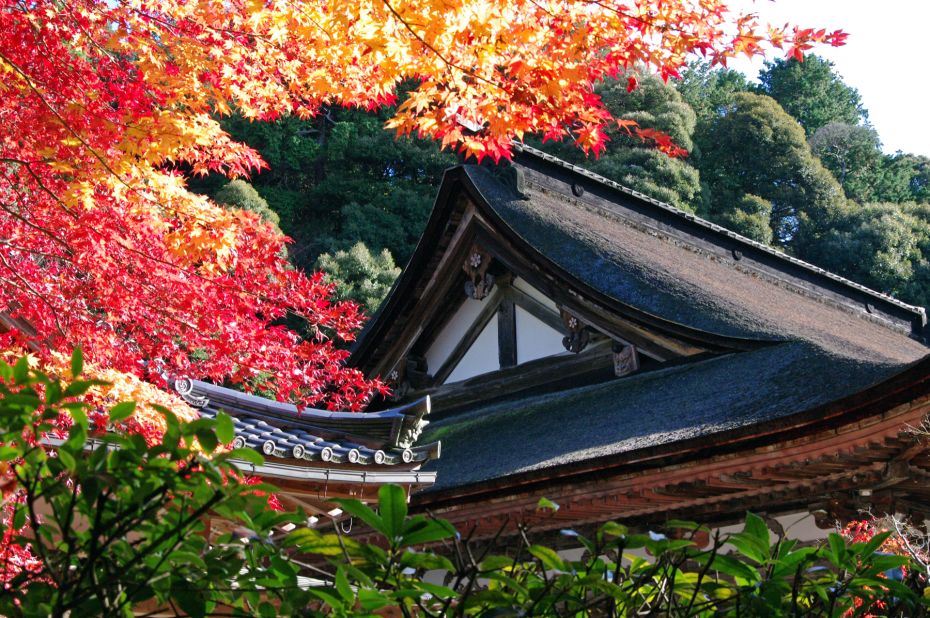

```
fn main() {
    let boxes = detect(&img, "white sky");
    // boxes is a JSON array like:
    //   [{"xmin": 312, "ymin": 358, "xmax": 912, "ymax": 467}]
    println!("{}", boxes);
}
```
[{"xmin": 723, "ymin": 0, "xmax": 930, "ymax": 157}]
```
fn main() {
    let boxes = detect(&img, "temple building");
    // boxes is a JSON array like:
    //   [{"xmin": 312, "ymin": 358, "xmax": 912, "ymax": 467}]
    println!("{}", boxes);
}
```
[{"xmin": 347, "ymin": 144, "xmax": 930, "ymax": 540}]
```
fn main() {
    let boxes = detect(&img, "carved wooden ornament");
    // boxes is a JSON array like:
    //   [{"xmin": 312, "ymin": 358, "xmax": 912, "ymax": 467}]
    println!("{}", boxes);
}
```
[
  {"xmin": 560, "ymin": 308, "xmax": 590, "ymax": 353},
  {"xmin": 385, "ymin": 362, "xmax": 409, "ymax": 402},
  {"xmin": 612, "ymin": 344, "xmax": 640, "ymax": 377},
  {"xmin": 463, "ymin": 244, "xmax": 495, "ymax": 300}
]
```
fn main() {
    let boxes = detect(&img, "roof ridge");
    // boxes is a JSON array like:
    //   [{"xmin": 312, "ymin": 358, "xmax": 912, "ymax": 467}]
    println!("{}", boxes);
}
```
[{"xmin": 512, "ymin": 142, "xmax": 926, "ymax": 322}]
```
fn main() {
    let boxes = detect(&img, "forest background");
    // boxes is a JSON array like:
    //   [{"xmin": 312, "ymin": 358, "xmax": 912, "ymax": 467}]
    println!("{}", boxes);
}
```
[{"xmin": 198, "ymin": 57, "xmax": 930, "ymax": 317}]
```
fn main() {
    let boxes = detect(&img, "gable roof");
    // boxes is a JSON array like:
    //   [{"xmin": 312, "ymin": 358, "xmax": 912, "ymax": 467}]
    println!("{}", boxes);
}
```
[
  {"xmin": 348, "ymin": 145, "xmax": 930, "ymax": 500},
  {"xmin": 352, "ymin": 145, "xmax": 928, "ymax": 375}
]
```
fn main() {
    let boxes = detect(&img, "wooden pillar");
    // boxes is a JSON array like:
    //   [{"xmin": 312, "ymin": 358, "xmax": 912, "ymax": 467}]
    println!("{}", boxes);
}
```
[{"xmin": 498, "ymin": 299, "xmax": 517, "ymax": 368}]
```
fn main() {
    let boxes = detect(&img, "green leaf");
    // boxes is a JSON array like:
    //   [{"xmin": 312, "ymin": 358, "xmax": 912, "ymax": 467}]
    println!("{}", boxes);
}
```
[
  {"xmin": 10, "ymin": 504, "xmax": 26, "ymax": 531},
  {"xmin": 411, "ymin": 580, "xmax": 458, "ymax": 600},
  {"xmin": 308, "ymin": 588, "xmax": 345, "ymax": 609},
  {"xmin": 44, "ymin": 380, "xmax": 62, "ymax": 406},
  {"xmin": 63, "ymin": 380, "xmax": 105, "ymax": 398},
  {"xmin": 743, "ymin": 512, "xmax": 770, "ymax": 545},
  {"xmin": 727, "ymin": 533, "xmax": 767, "ymax": 565},
  {"xmin": 537, "ymin": 497, "xmax": 559, "ymax": 511},
  {"xmin": 698, "ymin": 552, "xmax": 759, "ymax": 584},
  {"xmin": 400, "ymin": 550, "xmax": 455, "ymax": 573},
  {"xmin": 664, "ymin": 519, "xmax": 708, "ymax": 532},
  {"xmin": 378, "ymin": 484, "xmax": 407, "ymax": 541},
  {"xmin": 56, "ymin": 448, "xmax": 76, "ymax": 471},
  {"xmin": 600, "ymin": 521, "xmax": 628, "ymax": 538},
  {"xmin": 528, "ymin": 545, "xmax": 566, "ymax": 572},
  {"xmin": 285, "ymin": 529, "xmax": 358, "ymax": 556},
  {"xmin": 827, "ymin": 532, "xmax": 847, "ymax": 565},
  {"xmin": 484, "ymin": 572, "xmax": 530, "ymax": 597},
  {"xmin": 12, "ymin": 356, "xmax": 28, "ymax": 383},
  {"xmin": 358, "ymin": 588, "xmax": 391, "ymax": 611},
  {"xmin": 480, "ymin": 555, "xmax": 514, "ymax": 571},
  {"xmin": 399, "ymin": 516, "xmax": 456, "ymax": 546},
  {"xmin": 68, "ymin": 403, "xmax": 88, "ymax": 429},
  {"xmin": 331, "ymin": 498, "xmax": 384, "ymax": 536},
  {"xmin": 109, "ymin": 401, "xmax": 136, "ymax": 423},
  {"xmin": 227, "ymin": 447, "xmax": 264, "ymax": 466},
  {"xmin": 335, "ymin": 566, "xmax": 354, "ymax": 601},
  {"xmin": 214, "ymin": 412, "xmax": 235, "ymax": 445},
  {"xmin": 195, "ymin": 428, "xmax": 218, "ymax": 453},
  {"xmin": 70, "ymin": 347, "xmax": 83, "ymax": 378}
]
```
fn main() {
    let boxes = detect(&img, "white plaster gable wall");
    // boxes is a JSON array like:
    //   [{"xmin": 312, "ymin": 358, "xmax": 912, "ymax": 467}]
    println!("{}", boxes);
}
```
[
  {"xmin": 425, "ymin": 277, "xmax": 570, "ymax": 384},
  {"xmin": 515, "ymin": 306, "xmax": 567, "ymax": 364},
  {"xmin": 424, "ymin": 297, "xmax": 487, "ymax": 374},
  {"xmin": 513, "ymin": 277, "xmax": 559, "ymax": 312},
  {"xmin": 445, "ymin": 318, "xmax": 500, "ymax": 383}
]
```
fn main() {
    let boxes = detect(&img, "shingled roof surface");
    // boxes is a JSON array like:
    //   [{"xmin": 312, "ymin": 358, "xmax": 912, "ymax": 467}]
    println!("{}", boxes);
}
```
[
  {"xmin": 465, "ymin": 159, "xmax": 928, "ymax": 364},
  {"xmin": 174, "ymin": 379, "xmax": 438, "ymax": 466},
  {"xmin": 398, "ymin": 147, "xmax": 930, "ymax": 493},
  {"xmin": 421, "ymin": 342, "xmax": 914, "ymax": 491}
]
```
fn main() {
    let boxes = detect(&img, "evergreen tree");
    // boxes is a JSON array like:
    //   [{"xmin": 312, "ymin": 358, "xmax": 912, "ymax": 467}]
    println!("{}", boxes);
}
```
[
  {"xmin": 757, "ymin": 55, "xmax": 867, "ymax": 136},
  {"xmin": 872, "ymin": 153, "xmax": 930, "ymax": 205},
  {"xmin": 211, "ymin": 105, "xmax": 455, "ymax": 269},
  {"xmin": 696, "ymin": 93, "xmax": 847, "ymax": 252},
  {"xmin": 808, "ymin": 122, "xmax": 884, "ymax": 203},
  {"xmin": 315, "ymin": 242, "xmax": 401, "ymax": 314},
  {"xmin": 534, "ymin": 72, "xmax": 702, "ymax": 211},
  {"xmin": 676, "ymin": 61, "xmax": 752, "ymax": 129},
  {"xmin": 213, "ymin": 179, "xmax": 283, "ymax": 233},
  {"xmin": 808, "ymin": 202, "xmax": 930, "ymax": 308}
]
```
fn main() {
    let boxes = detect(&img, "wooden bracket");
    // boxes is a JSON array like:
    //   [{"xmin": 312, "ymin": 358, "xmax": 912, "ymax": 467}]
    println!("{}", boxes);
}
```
[
  {"xmin": 463, "ymin": 244, "xmax": 495, "ymax": 300},
  {"xmin": 385, "ymin": 362, "xmax": 410, "ymax": 402},
  {"xmin": 612, "ymin": 342, "xmax": 640, "ymax": 377},
  {"xmin": 560, "ymin": 308, "xmax": 590, "ymax": 353},
  {"xmin": 404, "ymin": 354, "xmax": 430, "ymax": 390}
]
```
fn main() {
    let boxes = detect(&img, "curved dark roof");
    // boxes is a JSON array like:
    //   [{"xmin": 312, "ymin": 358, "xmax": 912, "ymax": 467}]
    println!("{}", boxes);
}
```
[
  {"xmin": 420, "ymin": 341, "xmax": 915, "ymax": 491},
  {"xmin": 462, "ymin": 153, "xmax": 928, "ymax": 364},
  {"xmin": 353, "ymin": 147, "xmax": 928, "ymax": 372},
  {"xmin": 345, "ymin": 145, "xmax": 930, "ymax": 496}
]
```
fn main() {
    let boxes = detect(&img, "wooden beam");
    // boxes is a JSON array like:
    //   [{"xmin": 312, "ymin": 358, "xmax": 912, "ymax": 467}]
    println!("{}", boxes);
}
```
[{"xmin": 498, "ymin": 299, "xmax": 517, "ymax": 368}]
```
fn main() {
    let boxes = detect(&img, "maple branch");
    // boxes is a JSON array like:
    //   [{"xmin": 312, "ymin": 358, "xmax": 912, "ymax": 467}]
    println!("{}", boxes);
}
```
[
  {"xmin": 0, "ymin": 261, "xmax": 66, "ymax": 340},
  {"xmin": 380, "ymin": 0, "xmax": 501, "ymax": 91},
  {"xmin": 0, "ymin": 51, "xmax": 134, "ymax": 204}
]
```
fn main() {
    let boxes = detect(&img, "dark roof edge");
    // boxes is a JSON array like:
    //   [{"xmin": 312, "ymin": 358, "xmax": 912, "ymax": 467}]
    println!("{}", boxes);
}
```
[
  {"xmin": 349, "ymin": 168, "xmax": 470, "ymax": 367},
  {"xmin": 512, "ymin": 143, "xmax": 927, "ymax": 328},
  {"xmin": 414, "ymin": 350, "xmax": 930, "ymax": 508},
  {"xmin": 173, "ymin": 378, "xmax": 432, "ymax": 449}
]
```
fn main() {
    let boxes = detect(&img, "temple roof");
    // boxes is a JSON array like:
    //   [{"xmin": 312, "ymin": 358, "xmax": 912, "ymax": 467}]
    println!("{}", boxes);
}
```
[
  {"xmin": 420, "ymin": 341, "xmax": 914, "ymax": 492},
  {"xmin": 465, "ymin": 151, "xmax": 927, "ymax": 363},
  {"xmin": 349, "ymin": 144, "xmax": 930, "ymax": 500},
  {"xmin": 173, "ymin": 379, "xmax": 440, "ymax": 468}
]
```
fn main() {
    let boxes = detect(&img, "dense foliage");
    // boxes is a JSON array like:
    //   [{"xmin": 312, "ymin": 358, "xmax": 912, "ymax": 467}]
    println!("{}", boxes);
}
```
[
  {"xmin": 5, "ymin": 0, "xmax": 838, "ymax": 410},
  {"xmin": 315, "ymin": 243, "xmax": 401, "ymax": 315},
  {"xmin": 0, "ymin": 354, "xmax": 925, "ymax": 616},
  {"xmin": 0, "ymin": 353, "xmax": 926, "ymax": 616},
  {"xmin": 758, "ymin": 56, "xmax": 867, "ymax": 136},
  {"xmin": 205, "ymin": 107, "xmax": 456, "ymax": 269},
  {"xmin": 696, "ymin": 92, "xmax": 847, "ymax": 250},
  {"xmin": 532, "ymin": 72, "xmax": 700, "ymax": 211},
  {"xmin": 222, "ymin": 54, "xmax": 930, "ymax": 320},
  {"xmin": 0, "ymin": 352, "xmax": 305, "ymax": 616}
]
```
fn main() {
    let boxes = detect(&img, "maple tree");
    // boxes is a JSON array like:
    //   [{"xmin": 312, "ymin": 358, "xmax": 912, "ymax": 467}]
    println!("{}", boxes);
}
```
[{"xmin": 0, "ymin": 0, "xmax": 846, "ymax": 411}]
